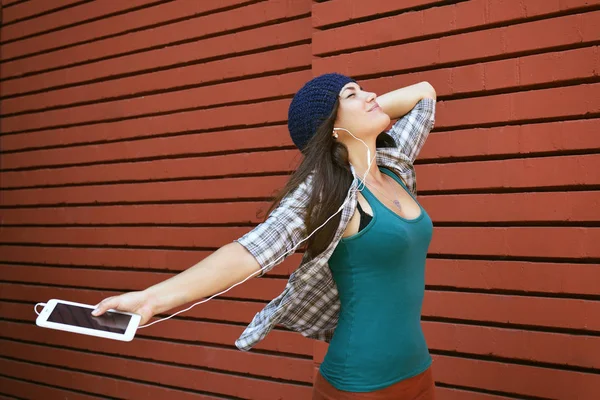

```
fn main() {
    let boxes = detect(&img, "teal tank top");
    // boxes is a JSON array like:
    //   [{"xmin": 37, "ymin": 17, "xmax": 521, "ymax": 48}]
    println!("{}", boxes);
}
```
[{"xmin": 319, "ymin": 166, "xmax": 433, "ymax": 392}]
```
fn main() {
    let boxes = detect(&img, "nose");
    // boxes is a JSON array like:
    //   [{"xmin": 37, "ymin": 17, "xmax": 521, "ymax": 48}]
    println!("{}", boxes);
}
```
[{"xmin": 366, "ymin": 91, "xmax": 377, "ymax": 103}]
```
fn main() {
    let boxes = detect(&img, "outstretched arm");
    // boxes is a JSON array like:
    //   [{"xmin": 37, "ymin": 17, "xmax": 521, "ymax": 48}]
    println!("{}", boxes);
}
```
[
  {"xmin": 93, "ymin": 175, "xmax": 312, "ymax": 325},
  {"xmin": 92, "ymin": 242, "xmax": 260, "ymax": 325}
]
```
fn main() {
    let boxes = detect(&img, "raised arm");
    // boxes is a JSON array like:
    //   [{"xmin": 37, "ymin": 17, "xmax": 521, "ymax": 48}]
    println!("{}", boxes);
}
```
[
  {"xmin": 377, "ymin": 81, "xmax": 436, "ymax": 120},
  {"xmin": 377, "ymin": 81, "xmax": 437, "ymax": 164}
]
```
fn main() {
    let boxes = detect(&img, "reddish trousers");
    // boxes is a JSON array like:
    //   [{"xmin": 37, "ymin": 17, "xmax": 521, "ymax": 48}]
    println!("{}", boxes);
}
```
[{"xmin": 312, "ymin": 367, "xmax": 436, "ymax": 400}]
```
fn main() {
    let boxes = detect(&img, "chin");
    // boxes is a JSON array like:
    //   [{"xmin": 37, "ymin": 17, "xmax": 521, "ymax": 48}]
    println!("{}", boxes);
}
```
[{"xmin": 375, "ymin": 113, "xmax": 391, "ymax": 130}]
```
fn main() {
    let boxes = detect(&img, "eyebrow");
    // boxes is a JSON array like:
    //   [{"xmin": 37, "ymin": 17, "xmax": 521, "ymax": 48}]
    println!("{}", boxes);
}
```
[{"xmin": 341, "ymin": 85, "xmax": 363, "ymax": 94}]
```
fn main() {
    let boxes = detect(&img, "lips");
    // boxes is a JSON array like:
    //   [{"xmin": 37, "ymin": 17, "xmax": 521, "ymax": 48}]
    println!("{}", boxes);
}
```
[{"xmin": 368, "ymin": 103, "xmax": 380, "ymax": 112}]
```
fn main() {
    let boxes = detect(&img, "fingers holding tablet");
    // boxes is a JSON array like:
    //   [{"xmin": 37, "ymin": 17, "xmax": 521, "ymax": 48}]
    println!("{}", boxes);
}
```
[
  {"xmin": 92, "ymin": 291, "xmax": 155, "ymax": 326},
  {"xmin": 92, "ymin": 296, "xmax": 119, "ymax": 316}
]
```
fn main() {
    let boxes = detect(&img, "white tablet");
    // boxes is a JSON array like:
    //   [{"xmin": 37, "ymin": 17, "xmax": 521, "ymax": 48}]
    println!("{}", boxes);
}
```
[{"xmin": 36, "ymin": 299, "xmax": 141, "ymax": 342}]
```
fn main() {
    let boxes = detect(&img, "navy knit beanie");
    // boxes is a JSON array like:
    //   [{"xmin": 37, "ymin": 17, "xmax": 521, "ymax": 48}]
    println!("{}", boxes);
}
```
[{"xmin": 288, "ymin": 73, "xmax": 356, "ymax": 152}]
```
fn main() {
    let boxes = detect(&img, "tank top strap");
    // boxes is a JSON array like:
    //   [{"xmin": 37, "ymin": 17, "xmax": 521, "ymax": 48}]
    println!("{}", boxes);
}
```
[
  {"xmin": 356, "ymin": 180, "xmax": 385, "ymax": 213},
  {"xmin": 380, "ymin": 167, "xmax": 406, "ymax": 188}
]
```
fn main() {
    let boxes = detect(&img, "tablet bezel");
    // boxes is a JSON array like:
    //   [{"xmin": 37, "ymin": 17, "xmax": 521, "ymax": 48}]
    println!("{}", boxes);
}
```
[{"xmin": 36, "ymin": 299, "xmax": 141, "ymax": 342}]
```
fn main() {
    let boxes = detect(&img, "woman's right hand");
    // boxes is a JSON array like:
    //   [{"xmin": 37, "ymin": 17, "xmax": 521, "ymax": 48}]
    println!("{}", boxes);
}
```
[{"xmin": 92, "ymin": 290, "xmax": 155, "ymax": 326}]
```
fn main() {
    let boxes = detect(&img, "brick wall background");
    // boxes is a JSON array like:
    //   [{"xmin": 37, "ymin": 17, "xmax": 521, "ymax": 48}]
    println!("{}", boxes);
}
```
[{"xmin": 0, "ymin": 1, "xmax": 599, "ymax": 399}]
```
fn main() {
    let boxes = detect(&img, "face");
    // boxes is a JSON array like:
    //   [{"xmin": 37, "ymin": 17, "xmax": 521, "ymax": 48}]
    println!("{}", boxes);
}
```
[{"xmin": 334, "ymin": 82, "xmax": 390, "ymax": 141}]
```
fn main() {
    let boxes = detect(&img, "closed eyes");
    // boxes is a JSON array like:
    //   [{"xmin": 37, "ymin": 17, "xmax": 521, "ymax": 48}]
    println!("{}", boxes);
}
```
[{"xmin": 341, "ymin": 85, "xmax": 363, "ymax": 98}]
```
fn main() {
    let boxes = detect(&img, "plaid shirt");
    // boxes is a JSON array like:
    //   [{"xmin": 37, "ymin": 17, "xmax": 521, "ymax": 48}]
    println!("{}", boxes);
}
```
[{"xmin": 234, "ymin": 98, "xmax": 436, "ymax": 351}]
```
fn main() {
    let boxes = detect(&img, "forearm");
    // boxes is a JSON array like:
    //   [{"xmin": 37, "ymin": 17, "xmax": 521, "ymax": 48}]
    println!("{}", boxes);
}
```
[
  {"xmin": 144, "ymin": 242, "xmax": 261, "ymax": 315},
  {"xmin": 377, "ymin": 81, "xmax": 436, "ymax": 120}
]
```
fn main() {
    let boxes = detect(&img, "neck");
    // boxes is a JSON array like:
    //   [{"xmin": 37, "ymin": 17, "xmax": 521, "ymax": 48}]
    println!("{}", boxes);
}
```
[{"xmin": 346, "ymin": 140, "xmax": 383, "ymax": 184}]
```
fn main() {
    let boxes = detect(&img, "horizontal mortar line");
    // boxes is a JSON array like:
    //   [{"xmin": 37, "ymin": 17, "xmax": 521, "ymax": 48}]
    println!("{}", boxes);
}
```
[
  {"xmin": 0, "ymin": 109, "xmax": 595, "ymax": 154},
  {"xmin": 1, "ymin": 185, "xmax": 596, "ymax": 207},
  {"xmin": 0, "ymin": 252, "xmax": 597, "ymax": 266},
  {"xmin": 0, "ymin": 355, "xmax": 254, "ymax": 399},
  {"xmin": 0, "ymin": 261, "xmax": 292, "ymax": 280},
  {"xmin": 1, "ymin": 0, "xmax": 31, "ymax": 9},
  {"xmin": 0, "ymin": 120, "xmax": 289, "ymax": 152},
  {"xmin": 0, "ymin": 198, "xmax": 277, "ymax": 208},
  {"xmin": 1, "ymin": 119, "xmax": 597, "ymax": 164},
  {"xmin": 0, "ymin": 184, "xmax": 598, "ymax": 199},
  {"xmin": 434, "ymin": 381, "xmax": 552, "ymax": 400},
  {"xmin": 0, "ymin": 310, "xmax": 294, "ymax": 335},
  {"xmin": 0, "ymin": 38, "xmax": 311, "ymax": 99},
  {"xmin": 0, "ymin": 371, "xmax": 116, "ymax": 400},
  {"xmin": 0, "ymin": 0, "xmax": 91, "ymax": 28},
  {"xmin": 0, "ymin": 390, "xmax": 27, "ymax": 400},
  {"xmin": 6, "ymin": 307, "xmax": 600, "ymax": 340},
  {"xmin": 417, "ymin": 185, "xmax": 600, "ymax": 196},
  {"xmin": 0, "ymin": 223, "xmax": 257, "ymax": 228},
  {"xmin": 0, "ymin": 170, "xmax": 293, "ymax": 189},
  {"xmin": 0, "ymin": 318, "xmax": 299, "ymax": 354},
  {"xmin": 0, "ymin": 310, "xmax": 255, "ymax": 330},
  {"xmin": 1, "ymin": 221, "xmax": 599, "ymax": 229},
  {"xmin": 0, "ymin": 0, "xmax": 251, "ymax": 46},
  {"xmin": 0, "ymin": 279, "xmax": 262, "ymax": 304},
  {"xmin": 0, "ymin": 93, "xmax": 295, "ymax": 134},
  {"xmin": 1, "ymin": 64, "xmax": 311, "ymax": 116},
  {"xmin": 0, "ymin": 143, "xmax": 600, "ymax": 177},
  {"xmin": 0, "ymin": 11, "xmax": 310, "ymax": 80},
  {"xmin": 2, "ymin": 38, "xmax": 596, "ymax": 105},
  {"xmin": 350, "ymin": 40, "xmax": 600, "ymax": 83},
  {"xmin": 0, "ymin": 281, "xmax": 268, "ymax": 306},
  {"xmin": 425, "ymin": 253, "xmax": 600, "ymax": 265},
  {"xmin": 0, "ymin": 0, "xmax": 284, "ymax": 63},
  {"xmin": 0, "ymin": 145, "xmax": 298, "ymax": 171},
  {"xmin": 414, "ymin": 148, "xmax": 600, "ymax": 166},
  {"xmin": 6, "ymin": 307, "xmax": 599, "ymax": 340},
  {"xmin": 422, "ymin": 316, "xmax": 600, "ymax": 337},
  {"xmin": 425, "ymin": 286, "xmax": 600, "ymax": 302},
  {"xmin": 314, "ymin": 4, "xmax": 600, "ymax": 55},
  {"xmin": 436, "ymin": 76, "xmax": 600, "ymax": 103},
  {"xmin": 315, "ymin": 0, "xmax": 469, "ymax": 31},
  {"xmin": 431, "ymin": 221, "xmax": 600, "ymax": 228},
  {"xmin": 1, "ymin": 185, "xmax": 598, "ymax": 200},
  {"xmin": 0, "ymin": 333, "xmax": 314, "ymax": 369},
  {"xmin": 0, "ymin": 262, "xmax": 186, "ymax": 274},
  {"xmin": 2, "ymin": 72, "xmax": 597, "ymax": 130},
  {"xmin": 0, "ymin": 243, "xmax": 246, "ymax": 251},
  {"xmin": 5, "ymin": 318, "xmax": 600, "ymax": 378},
  {"xmin": 0, "ymin": 324, "xmax": 312, "ymax": 360},
  {"xmin": 0, "ymin": 0, "xmax": 263, "ymax": 49},
  {"xmin": 2, "ymin": 145, "xmax": 599, "ymax": 173},
  {"xmin": 426, "ymin": 112, "xmax": 600, "ymax": 134},
  {"xmin": 428, "ymin": 349, "xmax": 600, "ymax": 375},
  {"xmin": 3, "ymin": 71, "xmax": 598, "ymax": 136},
  {"xmin": 3, "ymin": 277, "xmax": 598, "ymax": 302}
]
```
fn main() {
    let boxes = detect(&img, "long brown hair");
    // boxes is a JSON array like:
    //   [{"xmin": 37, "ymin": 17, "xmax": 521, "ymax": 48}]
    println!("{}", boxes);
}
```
[{"xmin": 263, "ymin": 98, "xmax": 396, "ymax": 261}]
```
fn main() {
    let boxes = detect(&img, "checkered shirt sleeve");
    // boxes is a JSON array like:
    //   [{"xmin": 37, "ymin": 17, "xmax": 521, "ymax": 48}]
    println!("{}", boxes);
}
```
[
  {"xmin": 386, "ymin": 97, "xmax": 436, "ymax": 164},
  {"xmin": 234, "ymin": 174, "xmax": 313, "ymax": 277}
]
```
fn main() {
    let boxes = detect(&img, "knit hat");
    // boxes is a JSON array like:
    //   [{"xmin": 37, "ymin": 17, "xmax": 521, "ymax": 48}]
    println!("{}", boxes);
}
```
[{"xmin": 287, "ymin": 73, "xmax": 356, "ymax": 152}]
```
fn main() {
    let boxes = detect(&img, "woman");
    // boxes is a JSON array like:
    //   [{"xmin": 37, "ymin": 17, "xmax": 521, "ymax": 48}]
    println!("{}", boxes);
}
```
[{"xmin": 93, "ymin": 73, "xmax": 437, "ymax": 399}]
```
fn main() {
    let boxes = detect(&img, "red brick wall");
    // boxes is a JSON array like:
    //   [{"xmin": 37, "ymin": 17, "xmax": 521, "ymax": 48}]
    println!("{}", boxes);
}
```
[{"xmin": 1, "ymin": 0, "xmax": 599, "ymax": 399}]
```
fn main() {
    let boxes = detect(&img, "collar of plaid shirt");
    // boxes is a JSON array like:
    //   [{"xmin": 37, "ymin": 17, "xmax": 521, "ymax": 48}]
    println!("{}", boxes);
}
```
[{"xmin": 233, "ymin": 98, "xmax": 436, "ymax": 351}]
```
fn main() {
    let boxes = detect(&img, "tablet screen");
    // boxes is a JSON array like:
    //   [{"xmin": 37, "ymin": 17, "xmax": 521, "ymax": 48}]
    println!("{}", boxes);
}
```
[{"xmin": 48, "ymin": 303, "xmax": 132, "ymax": 334}]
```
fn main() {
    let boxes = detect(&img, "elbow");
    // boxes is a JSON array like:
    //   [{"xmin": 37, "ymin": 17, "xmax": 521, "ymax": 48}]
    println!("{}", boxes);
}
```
[{"xmin": 420, "ymin": 81, "xmax": 436, "ymax": 101}]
